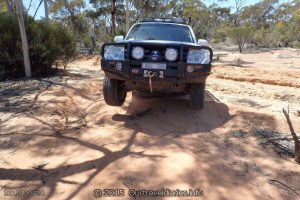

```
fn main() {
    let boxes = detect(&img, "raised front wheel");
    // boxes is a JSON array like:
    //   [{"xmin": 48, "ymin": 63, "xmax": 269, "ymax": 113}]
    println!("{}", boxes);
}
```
[{"xmin": 103, "ymin": 76, "xmax": 127, "ymax": 106}]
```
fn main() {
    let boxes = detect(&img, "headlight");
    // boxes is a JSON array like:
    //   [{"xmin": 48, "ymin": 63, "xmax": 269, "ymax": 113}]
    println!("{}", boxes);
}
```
[
  {"xmin": 187, "ymin": 49, "xmax": 211, "ymax": 64},
  {"xmin": 132, "ymin": 46, "xmax": 144, "ymax": 60},
  {"xmin": 104, "ymin": 45, "xmax": 125, "ymax": 60},
  {"xmin": 165, "ymin": 48, "xmax": 178, "ymax": 61}
]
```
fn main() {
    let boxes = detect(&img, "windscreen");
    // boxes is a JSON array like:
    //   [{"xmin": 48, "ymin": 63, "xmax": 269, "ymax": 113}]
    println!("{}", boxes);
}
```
[{"xmin": 126, "ymin": 23, "xmax": 194, "ymax": 43}]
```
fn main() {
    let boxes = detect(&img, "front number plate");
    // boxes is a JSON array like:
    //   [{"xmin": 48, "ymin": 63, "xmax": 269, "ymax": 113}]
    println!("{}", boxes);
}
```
[{"xmin": 142, "ymin": 63, "xmax": 166, "ymax": 70}]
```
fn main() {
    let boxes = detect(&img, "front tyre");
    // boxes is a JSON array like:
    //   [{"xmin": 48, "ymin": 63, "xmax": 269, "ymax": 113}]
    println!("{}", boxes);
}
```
[
  {"xmin": 189, "ymin": 83, "xmax": 205, "ymax": 110},
  {"xmin": 103, "ymin": 77, "xmax": 127, "ymax": 106}
]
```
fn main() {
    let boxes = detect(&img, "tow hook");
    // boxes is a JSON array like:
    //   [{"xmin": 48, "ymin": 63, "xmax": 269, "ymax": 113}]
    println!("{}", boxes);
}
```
[{"xmin": 148, "ymin": 71, "xmax": 155, "ymax": 93}]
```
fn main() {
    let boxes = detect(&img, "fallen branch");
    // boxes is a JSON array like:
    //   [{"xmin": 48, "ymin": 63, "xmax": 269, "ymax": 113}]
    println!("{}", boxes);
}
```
[
  {"xmin": 269, "ymin": 179, "xmax": 300, "ymax": 196},
  {"xmin": 283, "ymin": 108, "xmax": 300, "ymax": 163},
  {"xmin": 32, "ymin": 162, "xmax": 49, "ymax": 172}
]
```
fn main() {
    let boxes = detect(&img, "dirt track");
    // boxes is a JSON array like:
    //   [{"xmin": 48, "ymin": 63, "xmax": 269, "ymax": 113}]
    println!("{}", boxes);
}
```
[{"xmin": 0, "ymin": 50, "xmax": 300, "ymax": 200}]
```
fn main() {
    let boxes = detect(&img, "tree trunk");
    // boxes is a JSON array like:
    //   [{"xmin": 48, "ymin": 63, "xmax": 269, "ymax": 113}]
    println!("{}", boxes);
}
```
[
  {"xmin": 125, "ymin": 0, "xmax": 129, "ymax": 32},
  {"xmin": 44, "ymin": 0, "xmax": 49, "ymax": 22},
  {"xmin": 111, "ymin": 0, "xmax": 116, "ymax": 35},
  {"xmin": 238, "ymin": 45, "xmax": 242, "ymax": 53},
  {"xmin": 15, "ymin": 0, "xmax": 31, "ymax": 77},
  {"xmin": 283, "ymin": 109, "xmax": 300, "ymax": 164},
  {"xmin": 63, "ymin": 0, "xmax": 77, "ymax": 38}
]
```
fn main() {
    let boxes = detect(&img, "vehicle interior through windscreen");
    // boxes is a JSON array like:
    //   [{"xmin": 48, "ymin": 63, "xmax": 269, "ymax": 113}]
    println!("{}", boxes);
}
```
[{"xmin": 126, "ymin": 23, "xmax": 194, "ymax": 43}]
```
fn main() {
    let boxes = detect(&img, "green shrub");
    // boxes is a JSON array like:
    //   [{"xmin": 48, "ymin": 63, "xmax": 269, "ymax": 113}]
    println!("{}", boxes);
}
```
[
  {"xmin": 0, "ymin": 14, "xmax": 22, "ymax": 79},
  {"xmin": 228, "ymin": 25, "xmax": 254, "ymax": 53},
  {"xmin": 253, "ymin": 28, "xmax": 276, "ymax": 47},
  {"xmin": 291, "ymin": 41, "xmax": 300, "ymax": 49},
  {"xmin": 0, "ymin": 14, "xmax": 76, "ymax": 80}
]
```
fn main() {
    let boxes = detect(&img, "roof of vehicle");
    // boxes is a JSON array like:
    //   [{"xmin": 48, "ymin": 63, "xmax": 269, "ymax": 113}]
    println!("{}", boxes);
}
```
[{"xmin": 139, "ymin": 17, "xmax": 188, "ymax": 25}]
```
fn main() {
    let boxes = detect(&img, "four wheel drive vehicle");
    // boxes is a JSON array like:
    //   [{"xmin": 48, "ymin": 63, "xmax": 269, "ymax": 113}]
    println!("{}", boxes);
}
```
[{"xmin": 101, "ymin": 17, "xmax": 213, "ymax": 109}]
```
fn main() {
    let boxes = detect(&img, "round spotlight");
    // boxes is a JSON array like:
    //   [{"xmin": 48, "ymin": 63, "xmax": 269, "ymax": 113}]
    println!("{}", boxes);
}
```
[
  {"xmin": 132, "ymin": 46, "xmax": 144, "ymax": 60},
  {"xmin": 187, "ymin": 65, "xmax": 195, "ymax": 73},
  {"xmin": 165, "ymin": 48, "xmax": 178, "ymax": 61}
]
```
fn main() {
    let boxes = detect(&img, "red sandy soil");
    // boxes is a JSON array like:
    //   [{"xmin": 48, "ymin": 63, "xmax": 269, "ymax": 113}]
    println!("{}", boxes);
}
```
[{"xmin": 0, "ymin": 50, "xmax": 300, "ymax": 200}]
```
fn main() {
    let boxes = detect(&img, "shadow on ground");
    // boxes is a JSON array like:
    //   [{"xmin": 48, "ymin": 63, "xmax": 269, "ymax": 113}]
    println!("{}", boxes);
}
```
[{"xmin": 113, "ymin": 91, "xmax": 233, "ymax": 135}]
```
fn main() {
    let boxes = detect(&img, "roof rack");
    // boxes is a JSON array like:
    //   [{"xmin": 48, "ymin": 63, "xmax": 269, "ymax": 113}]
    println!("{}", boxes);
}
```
[{"xmin": 139, "ymin": 17, "xmax": 187, "ymax": 25}]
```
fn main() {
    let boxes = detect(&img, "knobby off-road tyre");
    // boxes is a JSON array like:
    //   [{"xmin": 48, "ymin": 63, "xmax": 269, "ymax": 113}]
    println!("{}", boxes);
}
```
[
  {"xmin": 189, "ymin": 83, "xmax": 205, "ymax": 110},
  {"xmin": 103, "ymin": 77, "xmax": 127, "ymax": 106}
]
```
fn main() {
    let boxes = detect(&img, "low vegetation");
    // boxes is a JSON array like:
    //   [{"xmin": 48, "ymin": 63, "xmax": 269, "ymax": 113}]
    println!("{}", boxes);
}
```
[{"xmin": 0, "ymin": 14, "xmax": 75, "ymax": 80}]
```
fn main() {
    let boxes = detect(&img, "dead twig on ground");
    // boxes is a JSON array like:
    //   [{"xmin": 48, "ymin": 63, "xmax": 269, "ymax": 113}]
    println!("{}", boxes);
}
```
[
  {"xmin": 282, "ymin": 108, "xmax": 300, "ymax": 163},
  {"xmin": 268, "ymin": 179, "xmax": 300, "ymax": 196},
  {"xmin": 32, "ymin": 162, "xmax": 49, "ymax": 172}
]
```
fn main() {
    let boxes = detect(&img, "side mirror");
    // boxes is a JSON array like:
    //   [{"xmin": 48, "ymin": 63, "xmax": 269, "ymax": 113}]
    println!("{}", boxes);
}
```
[
  {"xmin": 114, "ymin": 35, "xmax": 124, "ymax": 42},
  {"xmin": 198, "ymin": 39, "xmax": 209, "ymax": 46}
]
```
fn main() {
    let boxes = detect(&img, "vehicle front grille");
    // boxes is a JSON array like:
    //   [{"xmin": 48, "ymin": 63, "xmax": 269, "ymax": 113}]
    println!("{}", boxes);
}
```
[{"xmin": 128, "ymin": 44, "xmax": 189, "ymax": 78}]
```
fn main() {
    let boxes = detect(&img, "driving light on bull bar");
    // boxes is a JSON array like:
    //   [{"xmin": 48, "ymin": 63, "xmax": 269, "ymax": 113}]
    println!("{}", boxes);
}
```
[
  {"xmin": 187, "ymin": 65, "xmax": 195, "ymax": 73},
  {"xmin": 165, "ymin": 48, "xmax": 178, "ymax": 61},
  {"xmin": 104, "ymin": 45, "xmax": 125, "ymax": 60},
  {"xmin": 187, "ymin": 49, "xmax": 211, "ymax": 64},
  {"xmin": 132, "ymin": 46, "xmax": 144, "ymax": 60}
]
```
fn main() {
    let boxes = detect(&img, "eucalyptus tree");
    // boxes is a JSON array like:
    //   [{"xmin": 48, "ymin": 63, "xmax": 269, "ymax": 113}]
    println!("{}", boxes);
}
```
[
  {"xmin": 229, "ymin": 24, "xmax": 254, "ymax": 52},
  {"xmin": 240, "ymin": 0, "xmax": 279, "ymax": 29},
  {"xmin": 0, "ymin": 0, "xmax": 14, "ymax": 13},
  {"xmin": 49, "ymin": 0, "xmax": 86, "ymax": 36},
  {"xmin": 89, "ymin": 0, "xmax": 124, "ymax": 35},
  {"xmin": 131, "ymin": 0, "xmax": 166, "ymax": 19}
]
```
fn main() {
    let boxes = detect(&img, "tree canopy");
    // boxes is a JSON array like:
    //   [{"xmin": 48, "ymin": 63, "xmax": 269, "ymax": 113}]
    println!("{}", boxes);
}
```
[{"xmin": 1, "ymin": 0, "xmax": 300, "ymax": 52}]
